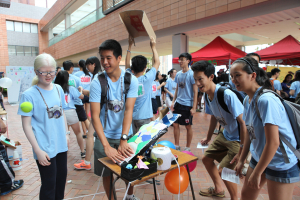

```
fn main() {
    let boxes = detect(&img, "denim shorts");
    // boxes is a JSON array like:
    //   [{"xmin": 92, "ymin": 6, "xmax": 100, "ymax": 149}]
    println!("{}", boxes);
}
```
[{"xmin": 249, "ymin": 157, "xmax": 300, "ymax": 183}]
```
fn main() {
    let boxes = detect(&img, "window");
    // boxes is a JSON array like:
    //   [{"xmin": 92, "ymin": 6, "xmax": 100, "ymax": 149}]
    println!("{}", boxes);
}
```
[
  {"xmin": 23, "ymin": 23, "xmax": 31, "ymax": 33},
  {"xmin": 24, "ymin": 46, "xmax": 32, "ymax": 56},
  {"xmin": 32, "ymin": 47, "xmax": 39, "ymax": 56},
  {"xmin": 14, "ymin": 22, "xmax": 22, "ymax": 32},
  {"xmin": 31, "ymin": 24, "xmax": 38, "ymax": 33},
  {"xmin": 6, "ymin": 21, "xmax": 14, "ymax": 31},
  {"xmin": 8, "ymin": 46, "xmax": 16, "ymax": 55},
  {"xmin": 16, "ymin": 46, "xmax": 24, "ymax": 56}
]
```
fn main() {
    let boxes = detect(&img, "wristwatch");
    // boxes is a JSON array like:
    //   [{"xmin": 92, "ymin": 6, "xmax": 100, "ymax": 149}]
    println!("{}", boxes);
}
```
[{"xmin": 120, "ymin": 134, "xmax": 128, "ymax": 140}]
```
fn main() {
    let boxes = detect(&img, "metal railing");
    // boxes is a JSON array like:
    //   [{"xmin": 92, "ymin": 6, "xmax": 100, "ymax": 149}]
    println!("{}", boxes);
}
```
[{"xmin": 49, "ymin": 6, "xmax": 104, "ymax": 46}]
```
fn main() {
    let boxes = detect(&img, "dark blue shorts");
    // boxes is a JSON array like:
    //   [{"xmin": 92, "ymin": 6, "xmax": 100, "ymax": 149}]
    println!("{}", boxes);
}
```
[
  {"xmin": 173, "ymin": 102, "xmax": 193, "ymax": 125},
  {"xmin": 152, "ymin": 98, "xmax": 158, "ymax": 114},
  {"xmin": 81, "ymin": 95, "xmax": 89, "ymax": 104},
  {"xmin": 249, "ymin": 157, "xmax": 300, "ymax": 183}
]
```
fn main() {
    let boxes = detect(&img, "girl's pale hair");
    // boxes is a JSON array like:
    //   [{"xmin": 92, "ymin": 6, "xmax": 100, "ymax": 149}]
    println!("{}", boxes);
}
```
[{"xmin": 32, "ymin": 53, "xmax": 57, "ymax": 85}]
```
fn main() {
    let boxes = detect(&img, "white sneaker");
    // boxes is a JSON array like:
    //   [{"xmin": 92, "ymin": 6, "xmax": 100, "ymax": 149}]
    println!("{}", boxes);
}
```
[
  {"xmin": 184, "ymin": 147, "xmax": 191, "ymax": 152},
  {"xmin": 175, "ymin": 145, "xmax": 181, "ymax": 151}
]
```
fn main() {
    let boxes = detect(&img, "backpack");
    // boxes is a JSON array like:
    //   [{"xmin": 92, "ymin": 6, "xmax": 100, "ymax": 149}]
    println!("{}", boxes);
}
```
[
  {"xmin": 254, "ymin": 88, "xmax": 300, "ymax": 164},
  {"xmin": 205, "ymin": 82, "xmax": 245, "ymax": 137},
  {"xmin": 269, "ymin": 79, "xmax": 275, "ymax": 90},
  {"xmin": 97, "ymin": 71, "xmax": 131, "ymax": 129},
  {"xmin": 295, "ymin": 92, "xmax": 300, "ymax": 104}
]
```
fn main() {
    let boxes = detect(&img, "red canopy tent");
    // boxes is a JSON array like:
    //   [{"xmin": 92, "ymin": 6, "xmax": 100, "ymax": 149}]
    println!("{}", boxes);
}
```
[
  {"xmin": 172, "ymin": 36, "xmax": 246, "ymax": 65},
  {"xmin": 255, "ymin": 35, "xmax": 300, "ymax": 65}
]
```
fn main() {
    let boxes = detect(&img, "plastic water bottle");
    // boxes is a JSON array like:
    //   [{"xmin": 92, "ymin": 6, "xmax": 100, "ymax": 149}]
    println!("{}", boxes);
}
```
[{"xmin": 12, "ymin": 149, "xmax": 22, "ymax": 171}]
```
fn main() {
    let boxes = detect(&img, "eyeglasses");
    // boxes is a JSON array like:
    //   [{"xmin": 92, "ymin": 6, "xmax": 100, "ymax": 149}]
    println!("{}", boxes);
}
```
[{"xmin": 36, "ymin": 70, "xmax": 56, "ymax": 76}]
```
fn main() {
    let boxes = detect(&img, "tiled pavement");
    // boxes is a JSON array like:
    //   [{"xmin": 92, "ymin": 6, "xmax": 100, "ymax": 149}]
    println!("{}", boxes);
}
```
[{"xmin": 1, "ymin": 100, "xmax": 300, "ymax": 200}]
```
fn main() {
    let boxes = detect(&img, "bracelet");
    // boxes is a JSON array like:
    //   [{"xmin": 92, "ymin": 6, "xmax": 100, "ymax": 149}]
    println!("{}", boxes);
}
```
[{"xmin": 127, "ymin": 50, "xmax": 131, "ymax": 53}]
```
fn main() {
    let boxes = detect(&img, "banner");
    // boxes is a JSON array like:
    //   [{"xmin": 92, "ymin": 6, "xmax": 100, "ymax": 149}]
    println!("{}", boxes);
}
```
[{"xmin": 267, "ymin": 66, "xmax": 300, "ymax": 82}]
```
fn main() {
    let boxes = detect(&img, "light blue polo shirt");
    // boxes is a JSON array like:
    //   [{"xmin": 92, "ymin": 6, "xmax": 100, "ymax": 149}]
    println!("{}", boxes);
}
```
[
  {"xmin": 229, "ymin": 80, "xmax": 247, "ymax": 99},
  {"xmin": 174, "ymin": 69, "xmax": 195, "ymax": 107},
  {"xmin": 74, "ymin": 71, "xmax": 93, "ymax": 90},
  {"xmin": 290, "ymin": 81, "xmax": 300, "ymax": 99},
  {"xmin": 17, "ymin": 84, "xmax": 68, "ymax": 160},
  {"xmin": 270, "ymin": 78, "xmax": 282, "ymax": 91},
  {"xmin": 205, "ymin": 84, "xmax": 244, "ymax": 141},
  {"xmin": 165, "ymin": 78, "xmax": 177, "ymax": 98},
  {"xmin": 243, "ymin": 88, "xmax": 298, "ymax": 171},
  {"xmin": 133, "ymin": 67, "xmax": 156, "ymax": 120},
  {"xmin": 89, "ymin": 70, "xmax": 138, "ymax": 139},
  {"xmin": 64, "ymin": 86, "xmax": 82, "ymax": 110},
  {"xmin": 69, "ymin": 74, "xmax": 83, "ymax": 105}
]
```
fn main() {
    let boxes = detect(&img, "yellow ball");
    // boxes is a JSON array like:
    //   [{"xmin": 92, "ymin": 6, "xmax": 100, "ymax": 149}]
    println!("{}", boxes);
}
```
[{"xmin": 20, "ymin": 102, "xmax": 33, "ymax": 113}]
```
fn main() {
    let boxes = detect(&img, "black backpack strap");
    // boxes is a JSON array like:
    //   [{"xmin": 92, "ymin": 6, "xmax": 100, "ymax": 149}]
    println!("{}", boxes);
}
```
[
  {"xmin": 98, "ymin": 72, "xmax": 108, "ymax": 129},
  {"xmin": 217, "ymin": 87, "xmax": 229, "ymax": 113},
  {"xmin": 254, "ymin": 88, "xmax": 290, "ymax": 163},
  {"xmin": 124, "ymin": 71, "xmax": 132, "ymax": 101}
]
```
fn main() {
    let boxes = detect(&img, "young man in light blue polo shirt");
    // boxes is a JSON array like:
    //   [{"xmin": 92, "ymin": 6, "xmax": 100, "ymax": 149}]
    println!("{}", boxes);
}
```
[
  {"xmin": 192, "ymin": 60, "xmax": 247, "ymax": 200},
  {"xmin": 90, "ymin": 39, "xmax": 139, "ymax": 200},
  {"xmin": 125, "ymin": 36, "xmax": 160, "ymax": 133},
  {"xmin": 170, "ymin": 53, "xmax": 198, "ymax": 152},
  {"xmin": 270, "ymin": 68, "xmax": 282, "ymax": 95}
]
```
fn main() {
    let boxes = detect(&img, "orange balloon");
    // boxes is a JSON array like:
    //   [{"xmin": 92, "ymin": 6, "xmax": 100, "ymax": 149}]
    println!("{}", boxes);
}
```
[{"xmin": 164, "ymin": 166, "xmax": 189, "ymax": 194}]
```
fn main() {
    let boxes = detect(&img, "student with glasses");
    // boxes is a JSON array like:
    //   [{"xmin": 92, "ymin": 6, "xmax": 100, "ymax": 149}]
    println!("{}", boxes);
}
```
[{"xmin": 18, "ymin": 53, "xmax": 69, "ymax": 199}]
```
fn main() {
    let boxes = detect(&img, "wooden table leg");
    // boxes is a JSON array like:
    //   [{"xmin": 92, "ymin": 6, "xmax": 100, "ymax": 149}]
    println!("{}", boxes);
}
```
[
  {"xmin": 186, "ymin": 164, "xmax": 196, "ymax": 200},
  {"xmin": 152, "ymin": 178, "xmax": 158, "ymax": 200}
]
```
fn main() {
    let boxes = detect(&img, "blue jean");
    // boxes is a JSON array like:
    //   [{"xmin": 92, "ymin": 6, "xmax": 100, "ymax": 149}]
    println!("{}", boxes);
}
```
[{"xmin": 249, "ymin": 157, "xmax": 300, "ymax": 183}]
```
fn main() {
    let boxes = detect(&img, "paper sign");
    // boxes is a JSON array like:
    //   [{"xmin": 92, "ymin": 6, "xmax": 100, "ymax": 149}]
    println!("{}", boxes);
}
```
[
  {"xmin": 221, "ymin": 167, "xmax": 240, "ymax": 184},
  {"xmin": 197, "ymin": 142, "xmax": 209, "ymax": 153},
  {"xmin": 119, "ymin": 10, "xmax": 156, "ymax": 40}
]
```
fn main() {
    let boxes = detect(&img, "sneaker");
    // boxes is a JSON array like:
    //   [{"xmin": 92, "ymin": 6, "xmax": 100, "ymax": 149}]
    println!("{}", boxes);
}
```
[
  {"xmin": 199, "ymin": 187, "xmax": 225, "ymax": 197},
  {"xmin": 175, "ymin": 145, "xmax": 181, "ymax": 151},
  {"xmin": 0, "ymin": 180, "xmax": 24, "ymax": 196},
  {"xmin": 184, "ymin": 147, "xmax": 191, "ymax": 152},
  {"xmin": 74, "ymin": 160, "xmax": 91, "ymax": 170},
  {"xmin": 81, "ymin": 151, "xmax": 86, "ymax": 158},
  {"xmin": 126, "ymin": 195, "xmax": 140, "ymax": 200}
]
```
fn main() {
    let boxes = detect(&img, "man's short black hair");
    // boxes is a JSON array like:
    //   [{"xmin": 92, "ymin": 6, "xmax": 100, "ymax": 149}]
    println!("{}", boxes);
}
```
[
  {"xmin": 56, "ymin": 66, "xmax": 61, "ymax": 71},
  {"xmin": 62, "ymin": 61, "xmax": 74, "ymax": 71},
  {"xmin": 266, "ymin": 72, "xmax": 272, "ymax": 78},
  {"xmin": 179, "ymin": 53, "xmax": 192, "ymax": 63},
  {"xmin": 99, "ymin": 39, "xmax": 122, "ymax": 59},
  {"xmin": 191, "ymin": 60, "xmax": 215, "ymax": 78},
  {"xmin": 131, "ymin": 55, "xmax": 147, "ymax": 73},
  {"xmin": 246, "ymin": 53, "xmax": 261, "ymax": 62},
  {"xmin": 271, "ymin": 68, "xmax": 281, "ymax": 75}
]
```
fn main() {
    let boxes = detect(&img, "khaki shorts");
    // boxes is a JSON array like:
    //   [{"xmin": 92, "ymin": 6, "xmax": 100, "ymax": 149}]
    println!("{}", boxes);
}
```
[
  {"xmin": 94, "ymin": 137, "xmax": 120, "ymax": 177},
  {"xmin": 64, "ymin": 109, "xmax": 79, "ymax": 125},
  {"xmin": 204, "ymin": 133, "xmax": 240, "ymax": 170}
]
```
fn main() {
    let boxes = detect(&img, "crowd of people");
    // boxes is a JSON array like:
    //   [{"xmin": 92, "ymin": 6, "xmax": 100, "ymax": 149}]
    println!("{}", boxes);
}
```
[{"xmin": 0, "ymin": 36, "xmax": 299, "ymax": 200}]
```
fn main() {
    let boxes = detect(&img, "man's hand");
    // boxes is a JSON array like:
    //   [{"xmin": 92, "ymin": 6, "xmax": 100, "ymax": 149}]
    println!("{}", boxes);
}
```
[
  {"xmin": 150, "ymin": 36, "xmax": 156, "ymax": 49},
  {"xmin": 234, "ymin": 160, "xmax": 245, "ymax": 178},
  {"xmin": 170, "ymin": 102, "xmax": 175, "ymax": 112},
  {"xmin": 190, "ymin": 108, "xmax": 196, "ymax": 116},
  {"xmin": 104, "ymin": 145, "xmax": 125, "ymax": 163},
  {"xmin": 118, "ymin": 140, "xmax": 134, "ymax": 158},
  {"xmin": 200, "ymin": 137, "xmax": 211, "ymax": 145},
  {"xmin": 36, "ymin": 150, "xmax": 51, "ymax": 166},
  {"xmin": 129, "ymin": 35, "xmax": 134, "ymax": 47}
]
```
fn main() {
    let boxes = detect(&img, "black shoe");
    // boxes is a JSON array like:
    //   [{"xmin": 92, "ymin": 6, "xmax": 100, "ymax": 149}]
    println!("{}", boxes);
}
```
[{"xmin": 0, "ymin": 180, "xmax": 24, "ymax": 196}]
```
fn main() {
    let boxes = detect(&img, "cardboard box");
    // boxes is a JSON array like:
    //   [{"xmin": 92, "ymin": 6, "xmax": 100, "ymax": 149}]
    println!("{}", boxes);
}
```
[{"xmin": 119, "ymin": 10, "xmax": 156, "ymax": 40}]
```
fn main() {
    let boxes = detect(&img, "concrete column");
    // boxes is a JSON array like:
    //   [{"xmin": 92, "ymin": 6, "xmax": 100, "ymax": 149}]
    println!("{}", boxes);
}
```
[
  {"xmin": 172, "ymin": 33, "xmax": 189, "ymax": 71},
  {"xmin": 65, "ymin": 14, "xmax": 71, "ymax": 29},
  {"xmin": 236, "ymin": 45, "xmax": 245, "ymax": 52},
  {"xmin": 48, "ymin": 27, "xmax": 53, "ymax": 40}
]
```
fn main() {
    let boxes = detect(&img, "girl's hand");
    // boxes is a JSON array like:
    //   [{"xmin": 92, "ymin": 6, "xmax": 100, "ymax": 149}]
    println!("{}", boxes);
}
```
[
  {"xmin": 36, "ymin": 150, "xmax": 51, "ymax": 166},
  {"xmin": 234, "ymin": 160, "xmax": 245, "ymax": 178},
  {"xmin": 248, "ymin": 171, "xmax": 261, "ymax": 189}
]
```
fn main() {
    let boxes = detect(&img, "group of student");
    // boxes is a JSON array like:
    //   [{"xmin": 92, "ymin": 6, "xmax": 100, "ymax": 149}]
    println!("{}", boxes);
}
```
[{"xmin": 5, "ymin": 36, "xmax": 298, "ymax": 200}]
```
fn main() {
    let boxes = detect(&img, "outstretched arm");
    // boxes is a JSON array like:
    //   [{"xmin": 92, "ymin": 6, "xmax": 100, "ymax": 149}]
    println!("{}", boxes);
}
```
[
  {"xmin": 150, "ymin": 37, "xmax": 160, "ymax": 71},
  {"xmin": 125, "ymin": 35, "xmax": 134, "ymax": 70}
]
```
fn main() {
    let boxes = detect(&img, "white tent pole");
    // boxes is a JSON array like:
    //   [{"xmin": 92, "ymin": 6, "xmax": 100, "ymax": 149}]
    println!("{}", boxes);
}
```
[{"xmin": 228, "ymin": 59, "xmax": 231, "ymax": 81}]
